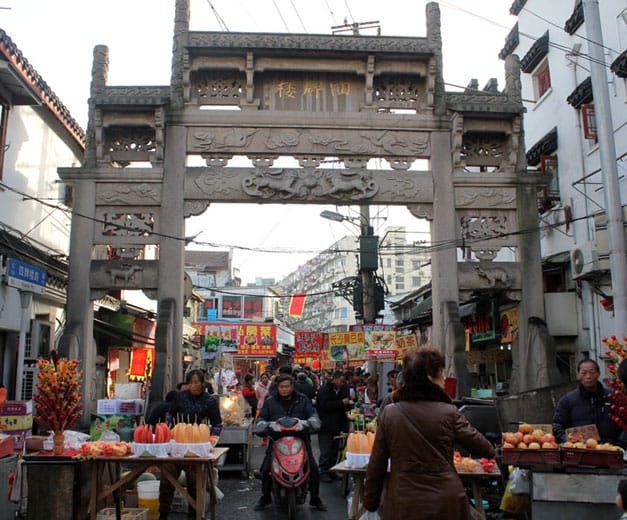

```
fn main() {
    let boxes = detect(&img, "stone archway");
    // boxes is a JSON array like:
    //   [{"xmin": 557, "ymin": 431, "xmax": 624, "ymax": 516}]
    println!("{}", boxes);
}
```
[{"xmin": 59, "ymin": 0, "xmax": 545, "ymax": 425}]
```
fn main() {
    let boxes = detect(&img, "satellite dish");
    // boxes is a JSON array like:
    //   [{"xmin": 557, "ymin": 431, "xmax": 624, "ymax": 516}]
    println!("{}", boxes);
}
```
[{"xmin": 184, "ymin": 271, "xmax": 193, "ymax": 303}]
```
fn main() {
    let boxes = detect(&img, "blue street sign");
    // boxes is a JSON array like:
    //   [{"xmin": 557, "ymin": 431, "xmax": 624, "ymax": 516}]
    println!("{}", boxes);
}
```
[{"xmin": 6, "ymin": 257, "xmax": 48, "ymax": 294}]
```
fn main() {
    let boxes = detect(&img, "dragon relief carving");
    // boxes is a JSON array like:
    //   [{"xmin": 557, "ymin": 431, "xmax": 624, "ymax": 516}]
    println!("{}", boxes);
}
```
[
  {"xmin": 192, "ymin": 129, "xmax": 257, "ymax": 151},
  {"xmin": 100, "ymin": 183, "xmax": 160, "ymax": 204},
  {"xmin": 241, "ymin": 169, "xmax": 378, "ymax": 200},
  {"xmin": 456, "ymin": 189, "xmax": 516, "ymax": 207}
]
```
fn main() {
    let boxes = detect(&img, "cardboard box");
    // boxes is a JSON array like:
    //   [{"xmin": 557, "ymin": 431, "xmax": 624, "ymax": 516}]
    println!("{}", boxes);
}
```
[
  {"xmin": 1, "ymin": 414, "xmax": 33, "ymax": 430},
  {"xmin": 3, "ymin": 429, "xmax": 32, "ymax": 450},
  {"xmin": 1, "ymin": 400, "xmax": 33, "ymax": 416},
  {"xmin": 0, "ymin": 434, "xmax": 14, "ymax": 458}
]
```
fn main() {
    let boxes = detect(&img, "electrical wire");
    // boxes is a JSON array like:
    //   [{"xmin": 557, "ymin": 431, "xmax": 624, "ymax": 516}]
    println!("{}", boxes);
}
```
[
  {"xmin": 272, "ymin": 0, "xmax": 291, "ymax": 33},
  {"xmin": 205, "ymin": 0, "xmax": 230, "ymax": 31},
  {"xmin": 521, "ymin": 5, "xmax": 620, "ymax": 55},
  {"xmin": 342, "ymin": 0, "xmax": 355, "ymax": 24},
  {"xmin": 289, "ymin": 0, "xmax": 307, "ymax": 32},
  {"xmin": 0, "ymin": 180, "xmax": 601, "ymax": 263},
  {"xmin": 324, "ymin": 0, "xmax": 338, "ymax": 26}
]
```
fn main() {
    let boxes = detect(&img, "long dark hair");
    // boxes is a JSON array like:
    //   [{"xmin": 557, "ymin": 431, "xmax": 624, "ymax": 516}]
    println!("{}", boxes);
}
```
[{"xmin": 396, "ymin": 349, "xmax": 450, "ymax": 403}]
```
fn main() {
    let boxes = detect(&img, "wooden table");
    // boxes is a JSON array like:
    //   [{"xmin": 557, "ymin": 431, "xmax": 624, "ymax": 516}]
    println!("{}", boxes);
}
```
[
  {"xmin": 88, "ymin": 447, "xmax": 228, "ymax": 520},
  {"xmin": 331, "ymin": 460, "xmax": 500, "ymax": 520},
  {"xmin": 457, "ymin": 468, "xmax": 501, "ymax": 520},
  {"xmin": 330, "ymin": 460, "xmax": 366, "ymax": 520}
]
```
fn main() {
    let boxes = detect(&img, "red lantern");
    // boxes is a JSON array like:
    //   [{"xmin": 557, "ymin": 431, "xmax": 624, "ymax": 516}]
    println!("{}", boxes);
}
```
[{"xmin": 311, "ymin": 359, "xmax": 321, "ymax": 371}]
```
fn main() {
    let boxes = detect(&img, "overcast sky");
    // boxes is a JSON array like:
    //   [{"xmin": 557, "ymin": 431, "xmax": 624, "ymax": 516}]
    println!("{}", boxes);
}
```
[{"xmin": 1, "ymin": 0, "xmax": 516, "ymax": 284}]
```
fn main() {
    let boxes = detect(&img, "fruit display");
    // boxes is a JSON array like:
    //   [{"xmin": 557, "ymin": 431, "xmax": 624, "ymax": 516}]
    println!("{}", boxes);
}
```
[
  {"xmin": 346, "ymin": 431, "xmax": 375, "ymax": 454},
  {"xmin": 501, "ymin": 423, "xmax": 558, "ymax": 449},
  {"xmin": 171, "ymin": 421, "xmax": 213, "ymax": 444},
  {"xmin": 79, "ymin": 441, "xmax": 132, "ymax": 457},
  {"xmin": 562, "ymin": 432, "xmax": 623, "ymax": 452},
  {"xmin": 453, "ymin": 451, "xmax": 498, "ymax": 473},
  {"xmin": 133, "ymin": 423, "xmax": 172, "ymax": 444}
]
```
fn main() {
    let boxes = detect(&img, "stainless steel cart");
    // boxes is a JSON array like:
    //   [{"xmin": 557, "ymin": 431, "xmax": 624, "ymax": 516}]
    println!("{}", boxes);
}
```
[{"xmin": 216, "ymin": 418, "xmax": 253, "ymax": 477}]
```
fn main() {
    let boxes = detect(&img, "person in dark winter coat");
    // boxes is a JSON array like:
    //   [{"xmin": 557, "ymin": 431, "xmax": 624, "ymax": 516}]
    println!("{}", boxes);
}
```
[
  {"xmin": 364, "ymin": 349, "xmax": 495, "ymax": 520},
  {"xmin": 295, "ymin": 372, "xmax": 316, "ymax": 401},
  {"xmin": 253, "ymin": 374, "xmax": 326, "ymax": 512},
  {"xmin": 552, "ymin": 359, "xmax": 622, "ymax": 444},
  {"xmin": 316, "ymin": 369, "xmax": 353, "ymax": 481},
  {"xmin": 159, "ymin": 369, "xmax": 222, "ymax": 519}
]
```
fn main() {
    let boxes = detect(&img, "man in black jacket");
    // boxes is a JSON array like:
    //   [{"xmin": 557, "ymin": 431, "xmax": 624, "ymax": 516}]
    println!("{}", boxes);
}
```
[
  {"xmin": 553, "ymin": 359, "xmax": 622, "ymax": 444},
  {"xmin": 254, "ymin": 373, "xmax": 326, "ymax": 511},
  {"xmin": 316, "ymin": 369, "xmax": 353, "ymax": 482}
]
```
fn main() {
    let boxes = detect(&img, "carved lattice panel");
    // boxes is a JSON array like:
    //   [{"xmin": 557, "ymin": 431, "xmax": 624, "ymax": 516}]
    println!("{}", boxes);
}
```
[
  {"xmin": 94, "ymin": 207, "xmax": 160, "ymax": 245},
  {"xmin": 457, "ymin": 211, "xmax": 518, "ymax": 248},
  {"xmin": 103, "ymin": 125, "xmax": 157, "ymax": 166},
  {"xmin": 373, "ymin": 74, "xmax": 426, "ymax": 110},
  {"xmin": 461, "ymin": 132, "xmax": 508, "ymax": 168},
  {"xmin": 193, "ymin": 70, "xmax": 244, "ymax": 104}
]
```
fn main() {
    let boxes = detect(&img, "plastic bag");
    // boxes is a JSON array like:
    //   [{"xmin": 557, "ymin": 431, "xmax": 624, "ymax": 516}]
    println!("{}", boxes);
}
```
[
  {"xmin": 509, "ymin": 467, "xmax": 530, "ymax": 495},
  {"xmin": 499, "ymin": 479, "xmax": 530, "ymax": 513},
  {"xmin": 99, "ymin": 429, "xmax": 121, "ymax": 443},
  {"xmin": 347, "ymin": 492, "xmax": 380, "ymax": 520},
  {"xmin": 64, "ymin": 430, "xmax": 90, "ymax": 450}
]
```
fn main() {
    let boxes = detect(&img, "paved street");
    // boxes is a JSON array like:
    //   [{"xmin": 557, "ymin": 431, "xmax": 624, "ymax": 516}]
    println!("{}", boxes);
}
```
[{"xmin": 166, "ymin": 434, "xmax": 353, "ymax": 519}]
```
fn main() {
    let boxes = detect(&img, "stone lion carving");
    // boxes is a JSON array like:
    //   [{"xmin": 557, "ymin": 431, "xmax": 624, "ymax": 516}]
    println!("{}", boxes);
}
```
[
  {"xmin": 474, "ymin": 265, "xmax": 509, "ymax": 287},
  {"xmin": 106, "ymin": 264, "xmax": 144, "ymax": 284}
]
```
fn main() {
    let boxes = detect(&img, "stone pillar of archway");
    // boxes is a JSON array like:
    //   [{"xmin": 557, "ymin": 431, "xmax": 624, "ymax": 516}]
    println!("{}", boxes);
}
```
[
  {"xmin": 58, "ymin": 179, "xmax": 96, "ymax": 429},
  {"xmin": 153, "ymin": 125, "xmax": 186, "ymax": 399},
  {"xmin": 430, "ymin": 131, "xmax": 467, "ymax": 390}
]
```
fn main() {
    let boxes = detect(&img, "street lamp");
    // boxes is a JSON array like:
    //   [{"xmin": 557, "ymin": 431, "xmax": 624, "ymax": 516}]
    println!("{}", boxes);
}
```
[{"xmin": 321, "ymin": 207, "xmax": 379, "ymax": 323}]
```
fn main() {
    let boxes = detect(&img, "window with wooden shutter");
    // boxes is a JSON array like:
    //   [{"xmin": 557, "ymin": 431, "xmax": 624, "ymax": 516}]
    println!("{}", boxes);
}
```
[
  {"xmin": 581, "ymin": 103, "xmax": 598, "ymax": 141},
  {"xmin": 535, "ymin": 64, "xmax": 551, "ymax": 98},
  {"xmin": 538, "ymin": 154, "xmax": 560, "ymax": 212}
]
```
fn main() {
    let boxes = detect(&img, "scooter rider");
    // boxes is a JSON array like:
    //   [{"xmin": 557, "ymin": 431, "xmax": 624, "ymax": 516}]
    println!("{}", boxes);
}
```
[{"xmin": 254, "ymin": 373, "xmax": 327, "ymax": 511}]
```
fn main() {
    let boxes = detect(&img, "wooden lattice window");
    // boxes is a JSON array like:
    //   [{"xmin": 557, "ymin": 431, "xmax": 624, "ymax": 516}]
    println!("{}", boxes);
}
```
[
  {"xmin": 539, "ymin": 154, "xmax": 560, "ymax": 212},
  {"xmin": 535, "ymin": 64, "xmax": 551, "ymax": 98},
  {"xmin": 581, "ymin": 103, "xmax": 598, "ymax": 141}
]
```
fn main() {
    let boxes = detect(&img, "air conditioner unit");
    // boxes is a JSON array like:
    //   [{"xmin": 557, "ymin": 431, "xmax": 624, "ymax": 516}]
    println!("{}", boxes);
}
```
[{"xmin": 570, "ymin": 241, "xmax": 601, "ymax": 279}]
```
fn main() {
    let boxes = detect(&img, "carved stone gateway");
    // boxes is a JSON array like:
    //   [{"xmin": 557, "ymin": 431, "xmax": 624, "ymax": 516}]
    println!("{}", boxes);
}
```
[{"xmin": 59, "ymin": 0, "xmax": 546, "ymax": 425}]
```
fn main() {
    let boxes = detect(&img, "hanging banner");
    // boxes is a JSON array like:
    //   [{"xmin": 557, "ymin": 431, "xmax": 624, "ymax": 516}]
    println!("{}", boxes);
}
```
[
  {"xmin": 295, "ymin": 331, "xmax": 322, "ymax": 358},
  {"xmin": 396, "ymin": 333, "xmax": 418, "ymax": 358},
  {"xmin": 129, "ymin": 348, "xmax": 153, "ymax": 378},
  {"xmin": 237, "ymin": 324, "xmax": 277, "ymax": 357},
  {"xmin": 351, "ymin": 324, "xmax": 396, "ymax": 358},
  {"xmin": 193, "ymin": 322, "xmax": 239, "ymax": 352},
  {"xmin": 500, "ymin": 307, "xmax": 519, "ymax": 344},
  {"xmin": 132, "ymin": 316, "xmax": 156, "ymax": 349},
  {"xmin": 289, "ymin": 293, "xmax": 307, "ymax": 318},
  {"xmin": 328, "ymin": 331, "xmax": 365, "ymax": 361}
]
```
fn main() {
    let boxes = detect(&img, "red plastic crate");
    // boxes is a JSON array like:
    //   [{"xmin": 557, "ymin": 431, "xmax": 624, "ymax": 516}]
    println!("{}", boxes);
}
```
[
  {"xmin": 501, "ymin": 448, "xmax": 561, "ymax": 466},
  {"xmin": 561, "ymin": 448, "xmax": 624, "ymax": 469}
]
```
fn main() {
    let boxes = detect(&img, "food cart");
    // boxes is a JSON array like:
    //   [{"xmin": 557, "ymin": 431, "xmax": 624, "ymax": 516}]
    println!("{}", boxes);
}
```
[{"xmin": 216, "ymin": 394, "xmax": 253, "ymax": 477}]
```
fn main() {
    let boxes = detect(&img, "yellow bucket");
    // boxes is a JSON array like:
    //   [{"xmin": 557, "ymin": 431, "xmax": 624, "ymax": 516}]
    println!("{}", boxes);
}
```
[{"xmin": 137, "ymin": 481, "xmax": 160, "ymax": 519}]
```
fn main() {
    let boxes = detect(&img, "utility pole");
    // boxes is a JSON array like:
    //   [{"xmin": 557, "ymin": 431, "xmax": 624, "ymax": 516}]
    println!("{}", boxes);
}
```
[
  {"xmin": 359, "ymin": 205, "xmax": 377, "ymax": 324},
  {"xmin": 582, "ymin": 0, "xmax": 627, "ymax": 334}
]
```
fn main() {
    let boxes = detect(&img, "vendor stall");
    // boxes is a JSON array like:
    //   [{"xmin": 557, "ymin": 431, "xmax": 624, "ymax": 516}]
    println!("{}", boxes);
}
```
[{"xmin": 216, "ymin": 394, "xmax": 253, "ymax": 477}]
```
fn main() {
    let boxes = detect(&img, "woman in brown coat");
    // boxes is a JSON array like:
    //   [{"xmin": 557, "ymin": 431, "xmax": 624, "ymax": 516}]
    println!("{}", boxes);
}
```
[{"xmin": 364, "ymin": 349, "xmax": 495, "ymax": 520}]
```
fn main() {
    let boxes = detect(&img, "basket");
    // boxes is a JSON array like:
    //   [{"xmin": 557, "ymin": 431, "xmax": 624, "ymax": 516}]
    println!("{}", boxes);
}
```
[
  {"xmin": 97, "ymin": 399, "xmax": 120, "ymax": 415},
  {"xmin": 500, "ymin": 448, "xmax": 560, "ymax": 466},
  {"xmin": 131, "ymin": 442, "xmax": 171, "ymax": 458},
  {"xmin": 561, "ymin": 448, "xmax": 624, "ymax": 469},
  {"xmin": 169, "ymin": 441, "xmax": 213, "ymax": 458},
  {"xmin": 97, "ymin": 508, "xmax": 148, "ymax": 520}
]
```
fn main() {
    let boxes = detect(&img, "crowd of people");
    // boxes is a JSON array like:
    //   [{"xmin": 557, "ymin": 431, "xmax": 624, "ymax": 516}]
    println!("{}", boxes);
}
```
[{"xmin": 149, "ymin": 349, "xmax": 627, "ymax": 520}]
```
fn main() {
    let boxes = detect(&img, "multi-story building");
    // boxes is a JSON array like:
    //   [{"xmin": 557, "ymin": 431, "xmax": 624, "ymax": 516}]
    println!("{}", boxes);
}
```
[
  {"xmin": 500, "ymin": 0, "xmax": 627, "ymax": 369},
  {"xmin": 281, "ymin": 226, "xmax": 431, "ymax": 332},
  {"xmin": 0, "ymin": 31, "xmax": 84, "ymax": 399}
]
